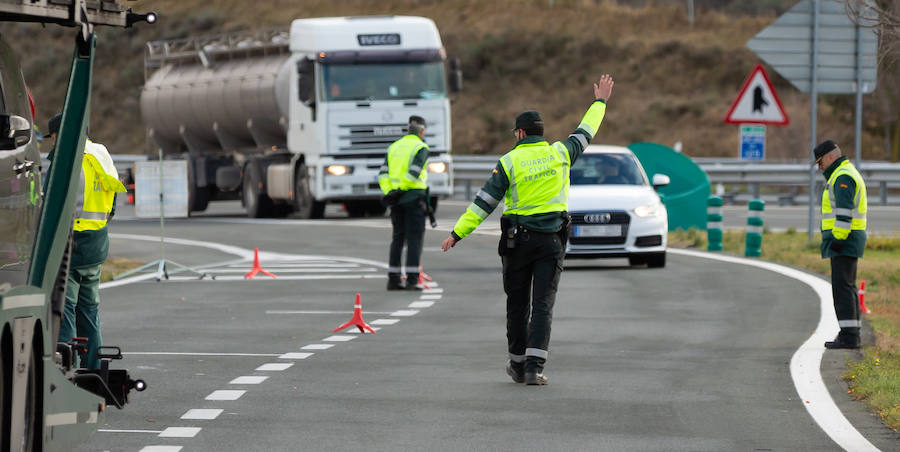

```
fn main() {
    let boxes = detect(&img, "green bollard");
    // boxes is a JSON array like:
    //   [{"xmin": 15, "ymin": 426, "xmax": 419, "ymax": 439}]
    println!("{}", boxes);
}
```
[
  {"xmin": 744, "ymin": 199, "xmax": 765, "ymax": 257},
  {"xmin": 707, "ymin": 196, "xmax": 723, "ymax": 251}
]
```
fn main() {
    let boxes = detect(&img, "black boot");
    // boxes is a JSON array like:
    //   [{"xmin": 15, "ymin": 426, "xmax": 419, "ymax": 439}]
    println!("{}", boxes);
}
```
[
  {"xmin": 387, "ymin": 274, "xmax": 404, "ymax": 291},
  {"xmin": 506, "ymin": 361, "xmax": 525, "ymax": 383},
  {"xmin": 824, "ymin": 335, "xmax": 860, "ymax": 349},
  {"xmin": 404, "ymin": 273, "xmax": 423, "ymax": 291}
]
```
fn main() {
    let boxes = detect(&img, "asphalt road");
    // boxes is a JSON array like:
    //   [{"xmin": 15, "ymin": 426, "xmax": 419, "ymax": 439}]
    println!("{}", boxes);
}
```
[{"xmin": 73, "ymin": 201, "xmax": 899, "ymax": 451}]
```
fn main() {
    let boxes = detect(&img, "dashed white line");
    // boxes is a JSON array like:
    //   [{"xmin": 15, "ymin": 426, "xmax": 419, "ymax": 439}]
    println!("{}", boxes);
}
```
[
  {"xmin": 159, "ymin": 427, "xmax": 202, "ymax": 438},
  {"xmin": 125, "ymin": 352, "xmax": 280, "ymax": 357},
  {"xmin": 419, "ymin": 294, "xmax": 442, "ymax": 300},
  {"xmin": 408, "ymin": 301, "xmax": 434, "ymax": 309},
  {"xmin": 205, "ymin": 390, "xmax": 245, "ymax": 401},
  {"xmin": 181, "ymin": 409, "xmax": 223, "ymax": 420},
  {"xmin": 423, "ymin": 288, "xmax": 444, "ymax": 294},
  {"xmin": 256, "ymin": 362, "xmax": 294, "ymax": 371},
  {"xmin": 265, "ymin": 310, "xmax": 394, "ymax": 315},
  {"xmin": 346, "ymin": 327, "xmax": 381, "ymax": 334},
  {"xmin": 371, "ymin": 319, "xmax": 400, "ymax": 325},
  {"xmin": 140, "ymin": 446, "xmax": 182, "ymax": 452},
  {"xmin": 170, "ymin": 274, "xmax": 386, "ymax": 281},
  {"xmin": 278, "ymin": 352, "xmax": 314, "ymax": 359},
  {"xmin": 210, "ymin": 268, "xmax": 376, "ymax": 273},
  {"xmin": 322, "ymin": 335, "xmax": 356, "ymax": 342},
  {"xmin": 302, "ymin": 344, "xmax": 334, "ymax": 350},
  {"xmin": 229, "ymin": 376, "xmax": 268, "ymax": 385},
  {"xmin": 391, "ymin": 310, "xmax": 419, "ymax": 317},
  {"xmin": 99, "ymin": 429, "xmax": 163, "ymax": 434}
]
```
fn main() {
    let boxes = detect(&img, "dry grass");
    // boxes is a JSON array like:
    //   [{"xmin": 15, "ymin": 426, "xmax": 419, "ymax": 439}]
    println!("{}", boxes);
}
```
[{"xmin": 99, "ymin": 256, "xmax": 145, "ymax": 283}]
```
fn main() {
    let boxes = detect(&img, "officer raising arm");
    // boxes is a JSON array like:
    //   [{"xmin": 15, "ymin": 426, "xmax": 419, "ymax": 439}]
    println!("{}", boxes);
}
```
[{"xmin": 441, "ymin": 75, "xmax": 614, "ymax": 385}]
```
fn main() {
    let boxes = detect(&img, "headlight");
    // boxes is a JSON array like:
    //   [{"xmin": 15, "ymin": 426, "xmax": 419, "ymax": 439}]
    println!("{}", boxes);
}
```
[
  {"xmin": 326, "ymin": 164, "xmax": 349, "ymax": 176},
  {"xmin": 427, "ymin": 162, "xmax": 447, "ymax": 174},
  {"xmin": 633, "ymin": 203, "xmax": 659, "ymax": 218}
]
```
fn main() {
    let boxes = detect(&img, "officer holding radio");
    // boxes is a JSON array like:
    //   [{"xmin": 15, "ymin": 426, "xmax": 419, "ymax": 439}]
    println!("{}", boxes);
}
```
[{"xmin": 441, "ymin": 75, "xmax": 614, "ymax": 385}]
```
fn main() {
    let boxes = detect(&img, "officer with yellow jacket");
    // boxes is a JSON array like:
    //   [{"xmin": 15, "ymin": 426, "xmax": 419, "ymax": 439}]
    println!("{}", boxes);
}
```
[
  {"xmin": 442, "ymin": 75, "xmax": 614, "ymax": 385},
  {"xmin": 46, "ymin": 114, "xmax": 127, "ymax": 368},
  {"xmin": 814, "ymin": 140, "xmax": 867, "ymax": 349},
  {"xmin": 379, "ymin": 115, "xmax": 429, "ymax": 290}
]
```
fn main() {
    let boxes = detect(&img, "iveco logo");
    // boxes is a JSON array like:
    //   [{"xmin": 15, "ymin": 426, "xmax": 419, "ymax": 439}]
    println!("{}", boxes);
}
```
[
  {"xmin": 584, "ymin": 213, "xmax": 612, "ymax": 224},
  {"xmin": 358, "ymin": 33, "xmax": 401, "ymax": 46}
]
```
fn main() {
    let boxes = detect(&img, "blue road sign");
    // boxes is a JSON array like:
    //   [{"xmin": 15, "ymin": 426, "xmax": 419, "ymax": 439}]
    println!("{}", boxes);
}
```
[{"xmin": 739, "ymin": 124, "xmax": 766, "ymax": 161}]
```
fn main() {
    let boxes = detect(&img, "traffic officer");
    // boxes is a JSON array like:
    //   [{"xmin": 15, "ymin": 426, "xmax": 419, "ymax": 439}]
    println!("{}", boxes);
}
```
[
  {"xmin": 379, "ymin": 115, "xmax": 429, "ymax": 290},
  {"xmin": 815, "ymin": 140, "xmax": 867, "ymax": 349},
  {"xmin": 441, "ymin": 75, "xmax": 615, "ymax": 385},
  {"xmin": 47, "ymin": 113, "xmax": 127, "ymax": 368}
]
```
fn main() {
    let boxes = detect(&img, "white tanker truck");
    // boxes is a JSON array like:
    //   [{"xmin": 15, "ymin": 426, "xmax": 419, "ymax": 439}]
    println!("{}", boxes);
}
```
[{"xmin": 140, "ymin": 16, "xmax": 460, "ymax": 218}]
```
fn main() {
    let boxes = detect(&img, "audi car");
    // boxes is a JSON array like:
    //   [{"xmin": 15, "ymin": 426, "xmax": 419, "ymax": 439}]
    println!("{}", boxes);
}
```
[{"xmin": 566, "ymin": 145, "xmax": 670, "ymax": 267}]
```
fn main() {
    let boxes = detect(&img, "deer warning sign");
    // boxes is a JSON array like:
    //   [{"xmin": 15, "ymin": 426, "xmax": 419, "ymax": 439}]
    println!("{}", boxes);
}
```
[{"xmin": 724, "ymin": 64, "xmax": 789, "ymax": 125}]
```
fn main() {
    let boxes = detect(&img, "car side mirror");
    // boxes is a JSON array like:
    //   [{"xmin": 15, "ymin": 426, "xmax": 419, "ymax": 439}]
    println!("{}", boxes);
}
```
[
  {"xmin": 0, "ymin": 114, "xmax": 31, "ymax": 150},
  {"xmin": 448, "ymin": 57, "xmax": 462, "ymax": 93},
  {"xmin": 297, "ymin": 57, "xmax": 315, "ymax": 108},
  {"xmin": 652, "ymin": 173, "xmax": 670, "ymax": 189}
]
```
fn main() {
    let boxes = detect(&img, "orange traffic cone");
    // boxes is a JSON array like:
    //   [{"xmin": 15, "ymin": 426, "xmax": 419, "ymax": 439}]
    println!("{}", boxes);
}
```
[
  {"xmin": 244, "ymin": 248, "xmax": 276, "ymax": 280},
  {"xmin": 420, "ymin": 269, "xmax": 433, "ymax": 282},
  {"xmin": 858, "ymin": 280, "xmax": 871, "ymax": 314},
  {"xmin": 333, "ymin": 293, "xmax": 376, "ymax": 334},
  {"xmin": 417, "ymin": 271, "xmax": 431, "ymax": 290}
]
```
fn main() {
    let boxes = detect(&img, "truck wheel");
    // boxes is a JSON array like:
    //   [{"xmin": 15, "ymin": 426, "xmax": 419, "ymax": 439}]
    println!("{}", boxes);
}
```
[
  {"xmin": 294, "ymin": 165, "xmax": 321, "ymax": 219},
  {"xmin": 189, "ymin": 185, "xmax": 211, "ymax": 213},
  {"xmin": 243, "ymin": 161, "xmax": 272, "ymax": 218},
  {"xmin": 345, "ymin": 202, "xmax": 367, "ymax": 218}
]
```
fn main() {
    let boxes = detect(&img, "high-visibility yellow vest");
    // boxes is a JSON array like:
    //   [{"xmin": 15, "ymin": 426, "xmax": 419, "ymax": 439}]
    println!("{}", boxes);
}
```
[
  {"xmin": 382, "ymin": 135, "xmax": 428, "ymax": 192},
  {"xmin": 500, "ymin": 140, "xmax": 571, "ymax": 216},
  {"xmin": 821, "ymin": 159, "xmax": 867, "ymax": 240},
  {"xmin": 73, "ymin": 140, "xmax": 126, "ymax": 232}
]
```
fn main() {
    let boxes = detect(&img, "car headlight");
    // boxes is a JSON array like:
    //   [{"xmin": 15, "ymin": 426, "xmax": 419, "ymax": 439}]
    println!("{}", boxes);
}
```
[
  {"xmin": 427, "ymin": 162, "xmax": 447, "ymax": 174},
  {"xmin": 326, "ymin": 164, "xmax": 350, "ymax": 176},
  {"xmin": 633, "ymin": 203, "xmax": 659, "ymax": 218}
]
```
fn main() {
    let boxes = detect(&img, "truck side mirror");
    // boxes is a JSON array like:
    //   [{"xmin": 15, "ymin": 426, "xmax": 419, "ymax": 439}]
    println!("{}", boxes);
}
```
[
  {"xmin": 448, "ymin": 57, "xmax": 462, "ymax": 93},
  {"xmin": 0, "ymin": 114, "xmax": 31, "ymax": 150},
  {"xmin": 297, "ymin": 58, "xmax": 315, "ymax": 107}
]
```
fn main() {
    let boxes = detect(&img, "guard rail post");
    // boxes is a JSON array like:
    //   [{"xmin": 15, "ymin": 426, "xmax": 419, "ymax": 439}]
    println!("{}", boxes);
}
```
[
  {"xmin": 744, "ymin": 199, "xmax": 765, "ymax": 257},
  {"xmin": 706, "ymin": 196, "xmax": 723, "ymax": 251}
]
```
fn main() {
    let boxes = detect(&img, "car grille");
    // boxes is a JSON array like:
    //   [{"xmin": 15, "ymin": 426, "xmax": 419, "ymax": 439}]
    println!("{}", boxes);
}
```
[
  {"xmin": 568, "ymin": 210, "xmax": 630, "ymax": 245},
  {"xmin": 635, "ymin": 235, "xmax": 663, "ymax": 247}
]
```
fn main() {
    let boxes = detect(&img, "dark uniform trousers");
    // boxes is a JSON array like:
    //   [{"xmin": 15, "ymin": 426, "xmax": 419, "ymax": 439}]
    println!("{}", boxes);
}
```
[
  {"xmin": 389, "ymin": 196, "xmax": 426, "ymax": 283},
  {"xmin": 831, "ymin": 255, "xmax": 860, "ymax": 339},
  {"xmin": 501, "ymin": 228, "xmax": 564, "ymax": 373}
]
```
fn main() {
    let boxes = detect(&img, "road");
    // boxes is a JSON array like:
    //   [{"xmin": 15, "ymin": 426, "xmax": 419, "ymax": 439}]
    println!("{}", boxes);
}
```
[{"xmin": 73, "ymin": 201, "xmax": 898, "ymax": 451}]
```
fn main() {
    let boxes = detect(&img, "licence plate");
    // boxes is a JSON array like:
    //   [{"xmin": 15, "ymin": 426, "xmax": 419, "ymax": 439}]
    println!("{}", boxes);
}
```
[{"xmin": 573, "ymin": 225, "xmax": 622, "ymax": 237}]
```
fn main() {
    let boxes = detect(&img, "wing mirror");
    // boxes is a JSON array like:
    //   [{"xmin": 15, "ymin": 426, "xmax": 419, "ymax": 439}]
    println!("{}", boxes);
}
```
[
  {"xmin": 297, "ymin": 57, "xmax": 315, "ymax": 107},
  {"xmin": 652, "ymin": 173, "xmax": 670, "ymax": 189},
  {"xmin": 0, "ymin": 114, "xmax": 31, "ymax": 150},
  {"xmin": 448, "ymin": 57, "xmax": 463, "ymax": 93}
]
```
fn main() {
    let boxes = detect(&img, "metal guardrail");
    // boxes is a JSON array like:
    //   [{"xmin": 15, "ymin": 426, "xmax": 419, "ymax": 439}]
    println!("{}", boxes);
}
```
[{"xmin": 451, "ymin": 155, "xmax": 900, "ymax": 205}]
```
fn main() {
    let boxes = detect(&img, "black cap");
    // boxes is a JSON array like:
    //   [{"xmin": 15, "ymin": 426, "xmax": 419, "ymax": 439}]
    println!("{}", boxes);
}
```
[
  {"xmin": 813, "ymin": 140, "xmax": 838, "ymax": 162},
  {"xmin": 514, "ymin": 110, "xmax": 543, "ymax": 133},
  {"xmin": 408, "ymin": 115, "xmax": 425, "ymax": 126},
  {"xmin": 44, "ymin": 113, "xmax": 62, "ymax": 138}
]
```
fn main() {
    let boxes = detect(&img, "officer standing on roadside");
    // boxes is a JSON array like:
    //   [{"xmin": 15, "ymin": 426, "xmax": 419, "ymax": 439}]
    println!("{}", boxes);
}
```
[
  {"xmin": 379, "ymin": 115, "xmax": 429, "ymax": 290},
  {"xmin": 815, "ymin": 140, "xmax": 867, "ymax": 349},
  {"xmin": 441, "ymin": 75, "xmax": 614, "ymax": 385},
  {"xmin": 47, "ymin": 113, "xmax": 127, "ymax": 368}
]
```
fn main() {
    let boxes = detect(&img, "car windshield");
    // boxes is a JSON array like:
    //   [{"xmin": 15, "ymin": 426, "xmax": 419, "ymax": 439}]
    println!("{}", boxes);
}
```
[
  {"xmin": 570, "ymin": 153, "xmax": 646, "ymax": 186},
  {"xmin": 321, "ymin": 62, "xmax": 447, "ymax": 101}
]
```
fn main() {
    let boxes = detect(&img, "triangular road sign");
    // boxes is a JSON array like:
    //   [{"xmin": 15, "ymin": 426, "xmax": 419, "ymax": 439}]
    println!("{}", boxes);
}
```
[{"xmin": 724, "ymin": 64, "xmax": 789, "ymax": 125}]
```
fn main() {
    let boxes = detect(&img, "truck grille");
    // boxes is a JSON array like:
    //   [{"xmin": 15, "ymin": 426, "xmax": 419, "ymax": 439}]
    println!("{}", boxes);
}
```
[
  {"xmin": 336, "ymin": 123, "xmax": 435, "ymax": 152},
  {"xmin": 568, "ymin": 210, "xmax": 630, "ymax": 245}
]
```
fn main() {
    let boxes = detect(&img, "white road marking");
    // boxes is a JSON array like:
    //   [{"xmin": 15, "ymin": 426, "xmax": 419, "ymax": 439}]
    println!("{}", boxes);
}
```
[
  {"xmin": 158, "ymin": 427, "xmax": 201, "ymax": 438},
  {"xmin": 208, "ymin": 268, "xmax": 376, "ymax": 273},
  {"xmin": 408, "ymin": 301, "xmax": 434, "ymax": 309},
  {"xmin": 265, "ymin": 310, "xmax": 394, "ymax": 315},
  {"xmin": 423, "ymin": 288, "xmax": 444, "ymax": 294},
  {"xmin": 181, "ymin": 409, "xmax": 223, "ymax": 420},
  {"xmin": 167, "ymin": 274, "xmax": 385, "ymax": 281},
  {"xmin": 670, "ymin": 249, "xmax": 879, "ymax": 451},
  {"xmin": 124, "ymin": 352, "xmax": 280, "ymax": 357},
  {"xmin": 229, "ymin": 376, "xmax": 268, "ymax": 385},
  {"xmin": 227, "ymin": 263, "xmax": 361, "ymax": 268},
  {"xmin": 391, "ymin": 310, "xmax": 419, "ymax": 317},
  {"xmin": 256, "ymin": 363, "xmax": 294, "ymax": 371},
  {"xmin": 302, "ymin": 344, "xmax": 334, "ymax": 350},
  {"xmin": 346, "ymin": 327, "xmax": 381, "ymax": 333},
  {"xmin": 419, "ymin": 294, "xmax": 442, "ymax": 300},
  {"xmin": 99, "ymin": 429, "xmax": 163, "ymax": 434},
  {"xmin": 140, "ymin": 446, "xmax": 182, "ymax": 452},
  {"xmin": 322, "ymin": 335, "xmax": 356, "ymax": 342},
  {"xmin": 279, "ymin": 352, "xmax": 314, "ymax": 359},
  {"xmin": 205, "ymin": 390, "xmax": 245, "ymax": 401},
  {"xmin": 371, "ymin": 319, "xmax": 400, "ymax": 325}
]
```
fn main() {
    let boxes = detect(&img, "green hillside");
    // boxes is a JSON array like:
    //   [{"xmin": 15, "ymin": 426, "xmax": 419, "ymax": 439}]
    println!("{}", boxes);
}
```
[{"xmin": 4, "ymin": 0, "xmax": 896, "ymax": 161}]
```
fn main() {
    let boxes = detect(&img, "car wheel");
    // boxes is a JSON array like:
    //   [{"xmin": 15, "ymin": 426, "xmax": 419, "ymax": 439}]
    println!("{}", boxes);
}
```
[{"xmin": 647, "ymin": 252, "xmax": 666, "ymax": 268}]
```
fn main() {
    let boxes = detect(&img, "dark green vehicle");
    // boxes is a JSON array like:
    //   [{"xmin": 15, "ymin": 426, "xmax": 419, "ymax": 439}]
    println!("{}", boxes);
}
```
[{"xmin": 0, "ymin": 2, "xmax": 154, "ymax": 450}]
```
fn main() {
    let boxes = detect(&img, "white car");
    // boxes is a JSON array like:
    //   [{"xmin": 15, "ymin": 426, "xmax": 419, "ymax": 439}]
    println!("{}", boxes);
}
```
[{"xmin": 566, "ymin": 145, "xmax": 670, "ymax": 267}]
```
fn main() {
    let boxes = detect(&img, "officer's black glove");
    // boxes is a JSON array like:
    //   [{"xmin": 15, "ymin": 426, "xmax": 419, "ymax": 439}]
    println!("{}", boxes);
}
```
[
  {"xmin": 829, "ymin": 240, "xmax": 845, "ymax": 253},
  {"xmin": 381, "ymin": 190, "xmax": 401, "ymax": 207}
]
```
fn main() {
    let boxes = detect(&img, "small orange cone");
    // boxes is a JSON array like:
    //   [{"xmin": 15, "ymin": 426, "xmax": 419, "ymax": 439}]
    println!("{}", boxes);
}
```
[
  {"xmin": 244, "ymin": 248, "xmax": 276, "ymax": 280},
  {"xmin": 858, "ymin": 280, "xmax": 871, "ymax": 314},
  {"xmin": 333, "ymin": 293, "xmax": 376, "ymax": 334},
  {"xmin": 417, "ymin": 271, "xmax": 431, "ymax": 290}
]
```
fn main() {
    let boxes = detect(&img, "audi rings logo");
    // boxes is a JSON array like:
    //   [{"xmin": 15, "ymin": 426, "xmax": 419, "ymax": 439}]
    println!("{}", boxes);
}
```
[{"xmin": 584, "ymin": 213, "xmax": 612, "ymax": 224}]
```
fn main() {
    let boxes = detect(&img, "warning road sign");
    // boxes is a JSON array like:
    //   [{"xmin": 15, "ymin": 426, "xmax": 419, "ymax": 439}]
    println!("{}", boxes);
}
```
[{"xmin": 724, "ymin": 64, "xmax": 789, "ymax": 125}]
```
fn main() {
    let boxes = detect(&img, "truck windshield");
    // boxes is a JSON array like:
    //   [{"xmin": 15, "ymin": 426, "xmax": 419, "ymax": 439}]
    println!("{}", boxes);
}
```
[{"xmin": 321, "ymin": 62, "xmax": 447, "ymax": 101}]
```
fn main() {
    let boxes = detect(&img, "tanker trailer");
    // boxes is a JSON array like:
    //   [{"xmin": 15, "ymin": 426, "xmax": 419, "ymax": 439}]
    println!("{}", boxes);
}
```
[{"xmin": 141, "ymin": 16, "xmax": 460, "ymax": 218}]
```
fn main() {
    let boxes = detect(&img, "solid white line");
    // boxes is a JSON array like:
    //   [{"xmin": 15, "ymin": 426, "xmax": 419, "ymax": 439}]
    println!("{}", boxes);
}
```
[
  {"xmin": 140, "ymin": 447, "xmax": 182, "ymax": 452},
  {"xmin": 322, "ymin": 335, "xmax": 356, "ymax": 342},
  {"xmin": 256, "ymin": 362, "xmax": 293, "ymax": 371},
  {"xmin": 159, "ymin": 427, "xmax": 201, "ymax": 438},
  {"xmin": 409, "ymin": 301, "xmax": 434, "ymax": 309},
  {"xmin": 301, "ymin": 344, "xmax": 334, "ymax": 350},
  {"xmin": 371, "ymin": 319, "xmax": 400, "ymax": 325},
  {"xmin": 265, "ymin": 310, "xmax": 394, "ymax": 315},
  {"xmin": 209, "ymin": 268, "xmax": 376, "ymax": 273},
  {"xmin": 229, "ymin": 376, "xmax": 268, "ymax": 385},
  {"xmin": 391, "ymin": 310, "xmax": 419, "ymax": 317},
  {"xmin": 279, "ymin": 352, "xmax": 314, "ymax": 359},
  {"xmin": 669, "ymin": 249, "xmax": 879, "ymax": 451},
  {"xmin": 124, "ymin": 352, "xmax": 280, "ymax": 357},
  {"xmin": 99, "ymin": 429, "xmax": 163, "ymax": 434},
  {"xmin": 181, "ymin": 409, "xmax": 223, "ymax": 420},
  {"xmin": 174, "ymin": 274, "xmax": 386, "ymax": 281},
  {"xmin": 205, "ymin": 390, "xmax": 245, "ymax": 401}
]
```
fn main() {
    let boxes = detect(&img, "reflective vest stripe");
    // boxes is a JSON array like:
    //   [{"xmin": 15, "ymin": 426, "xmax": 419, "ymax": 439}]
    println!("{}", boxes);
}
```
[
  {"xmin": 77, "ymin": 211, "xmax": 108, "ymax": 221},
  {"xmin": 476, "ymin": 189, "xmax": 500, "ymax": 208},
  {"xmin": 385, "ymin": 135, "xmax": 428, "ymax": 191},
  {"xmin": 821, "ymin": 160, "xmax": 867, "ymax": 235},
  {"xmin": 501, "ymin": 141, "xmax": 571, "ymax": 216},
  {"xmin": 501, "ymin": 154, "xmax": 518, "ymax": 209}
]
